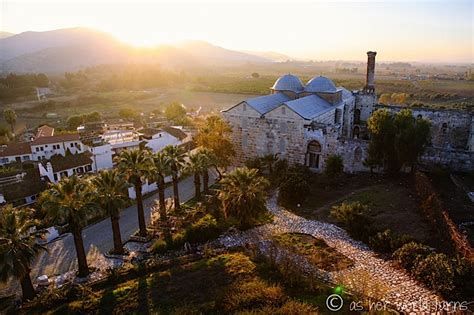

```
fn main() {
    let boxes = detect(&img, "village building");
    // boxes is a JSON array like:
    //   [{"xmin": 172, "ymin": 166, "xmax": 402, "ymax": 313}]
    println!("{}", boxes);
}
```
[{"xmin": 222, "ymin": 52, "xmax": 474, "ymax": 172}]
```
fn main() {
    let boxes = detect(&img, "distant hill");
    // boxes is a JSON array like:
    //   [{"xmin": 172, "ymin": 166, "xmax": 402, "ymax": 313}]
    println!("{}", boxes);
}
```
[
  {"xmin": 0, "ymin": 31, "xmax": 14, "ymax": 39},
  {"xmin": 242, "ymin": 50, "xmax": 292, "ymax": 62},
  {"xmin": 0, "ymin": 28, "xmax": 275, "ymax": 73}
]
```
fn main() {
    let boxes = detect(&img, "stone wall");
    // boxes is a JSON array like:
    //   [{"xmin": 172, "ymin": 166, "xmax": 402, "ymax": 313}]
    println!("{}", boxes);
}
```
[
  {"xmin": 420, "ymin": 147, "xmax": 474, "ymax": 172},
  {"xmin": 354, "ymin": 92, "xmax": 377, "ymax": 123},
  {"xmin": 377, "ymin": 105, "xmax": 473, "ymax": 150}
]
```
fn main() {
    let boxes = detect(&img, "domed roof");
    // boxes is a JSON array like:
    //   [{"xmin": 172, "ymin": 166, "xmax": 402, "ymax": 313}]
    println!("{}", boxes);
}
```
[
  {"xmin": 271, "ymin": 74, "xmax": 304, "ymax": 93},
  {"xmin": 305, "ymin": 76, "xmax": 337, "ymax": 93}
]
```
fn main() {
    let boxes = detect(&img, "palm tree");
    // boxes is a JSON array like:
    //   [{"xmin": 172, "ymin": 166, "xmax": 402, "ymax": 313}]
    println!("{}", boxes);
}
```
[
  {"xmin": 187, "ymin": 153, "xmax": 204, "ymax": 200},
  {"xmin": 152, "ymin": 151, "xmax": 171, "ymax": 220},
  {"xmin": 0, "ymin": 205, "xmax": 45, "ymax": 301},
  {"xmin": 163, "ymin": 145, "xmax": 186, "ymax": 210},
  {"xmin": 115, "ymin": 149, "xmax": 154, "ymax": 237},
  {"xmin": 218, "ymin": 167, "xmax": 269, "ymax": 227},
  {"xmin": 92, "ymin": 170, "xmax": 129, "ymax": 254},
  {"xmin": 197, "ymin": 148, "xmax": 215, "ymax": 194},
  {"xmin": 40, "ymin": 176, "xmax": 95, "ymax": 277}
]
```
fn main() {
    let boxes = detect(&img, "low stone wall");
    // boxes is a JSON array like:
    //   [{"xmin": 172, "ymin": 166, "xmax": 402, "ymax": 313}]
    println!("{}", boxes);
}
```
[
  {"xmin": 420, "ymin": 147, "xmax": 474, "ymax": 171},
  {"xmin": 414, "ymin": 171, "xmax": 474, "ymax": 262}
]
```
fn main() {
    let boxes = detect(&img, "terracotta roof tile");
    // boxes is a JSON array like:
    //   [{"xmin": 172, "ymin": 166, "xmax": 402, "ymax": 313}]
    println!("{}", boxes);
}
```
[
  {"xmin": 36, "ymin": 125, "xmax": 55, "ymax": 138},
  {"xmin": 0, "ymin": 143, "xmax": 32, "ymax": 157},
  {"xmin": 31, "ymin": 134, "xmax": 80, "ymax": 145}
]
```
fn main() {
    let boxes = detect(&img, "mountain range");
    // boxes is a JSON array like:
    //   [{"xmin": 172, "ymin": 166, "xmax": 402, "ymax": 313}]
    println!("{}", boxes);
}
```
[{"xmin": 0, "ymin": 28, "xmax": 291, "ymax": 73}]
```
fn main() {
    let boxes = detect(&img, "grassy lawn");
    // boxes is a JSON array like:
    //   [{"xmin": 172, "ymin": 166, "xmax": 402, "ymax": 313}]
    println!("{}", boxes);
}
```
[
  {"xmin": 21, "ymin": 250, "xmax": 342, "ymax": 314},
  {"xmin": 286, "ymin": 174, "xmax": 441, "ymax": 249},
  {"xmin": 273, "ymin": 233, "xmax": 354, "ymax": 272}
]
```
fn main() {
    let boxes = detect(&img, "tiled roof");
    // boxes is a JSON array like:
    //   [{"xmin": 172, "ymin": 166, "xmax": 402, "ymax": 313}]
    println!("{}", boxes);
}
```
[
  {"xmin": 0, "ymin": 142, "xmax": 31, "ymax": 157},
  {"xmin": 31, "ymin": 134, "xmax": 80, "ymax": 145},
  {"xmin": 162, "ymin": 126, "xmax": 187, "ymax": 140},
  {"xmin": 244, "ymin": 93, "xmax": 291, "ymax": 115},
  {"xmin": 49, "ymin": 152, "xmax": 92, "ymax": 172},
  {"xmin": 36, "ymin": 125, "xmax": 55, "ymax": 138},
  {"xmin": 138, "ymin": 128, "xmax": 161, "ymax": 138},
  {"xmin": 0, "ymin": 168, "xmax": 47, "ymax": 202},
  {"xmin": 283, "ymin": 95, "xmax": 333, "ymax": 120}
]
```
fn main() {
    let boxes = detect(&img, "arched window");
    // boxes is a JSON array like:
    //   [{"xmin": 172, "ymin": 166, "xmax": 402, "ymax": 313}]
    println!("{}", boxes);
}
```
[
  {"xmin": 243, "ymin": 103, "xmax": 247, "ymax": 111},
  {"xmin": 279, "ymin": 121, "xmax": 288, "ymax": 133},
  {"xmin": 335, "ymin": 108, "xmax": 342, "ymax": 124},
  {"xmin": 441, "ymin": 122, "xmax": 448, "ymax": 134},
  {"xmin": 417, "ymin": 114, "xmax": 422, "ymax": 119},
  {"xmin": 241, "ymin": 117, "xmax": 248, "ymax": 129},
  {"xmin": 279, "ymin": 138, "xmax": 286, "ymax": 154},
  {"xmin": 354, "ymin": 109, "xmax": 361, "ymax": 124},
  {"xmin": 353, "ymin": 126, "xmax": 360, "ymax": 139},
  {"xmin": 242, "ymin": 133, "xmax": 248, "ymax": 148},
  {"xmin": 306, "ymin": 140, "xmax": 321, "ymax": 169},
  {"xmin": 281, "ymin": 107, "xmax": 286, "ymax": 115}
]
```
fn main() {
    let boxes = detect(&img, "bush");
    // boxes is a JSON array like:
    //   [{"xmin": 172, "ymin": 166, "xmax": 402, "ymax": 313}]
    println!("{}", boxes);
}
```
[
  {"xmin": 151, "ymin": 239, "xmax": 168, "ymax": 254},
  {"xmin": 278, "ymin": 173, "xmax": 310, "ymax": 206},
  {"xmin": 330, "ymin": 202, "xmax": 374, "ymax": 242},
  {"xmin": 369, "ymin": 229, "xmax": 414, "ymax": 253},
  {"xmin": 324, "ymin": 154, "xmax": 344, "ymax": 178},
  {"xmin": 392, "ymin": 242, "xmax": 432, "ymax": 271},
  {"xmin": 413, "ymin": 253, "xmax": 454, "ymax": 296},
  {"xmin": 451, "ymin": 257, "xmax": 474, "ymax": 300},
  {"xmin": 185, "ymin": 214, "xmax": 220, "ymax": 244}
]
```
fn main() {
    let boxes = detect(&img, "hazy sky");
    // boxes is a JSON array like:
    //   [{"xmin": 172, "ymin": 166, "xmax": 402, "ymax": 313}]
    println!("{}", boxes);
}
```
[{"xmin": 1, "ymin": 0, "xmax": 472, "ymax": 62}]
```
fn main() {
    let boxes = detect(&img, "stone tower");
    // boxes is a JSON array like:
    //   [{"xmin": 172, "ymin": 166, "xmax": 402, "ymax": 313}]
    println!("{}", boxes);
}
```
[{"xmin": 365, "ymin": 51, "xmax": 377, "ymax": 93}]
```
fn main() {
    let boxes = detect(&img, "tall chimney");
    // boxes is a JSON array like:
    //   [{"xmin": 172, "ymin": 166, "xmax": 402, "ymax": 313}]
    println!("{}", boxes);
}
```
[{"xmin": 365, "ymin": 51, "xmax": 377, "ymax": 93}]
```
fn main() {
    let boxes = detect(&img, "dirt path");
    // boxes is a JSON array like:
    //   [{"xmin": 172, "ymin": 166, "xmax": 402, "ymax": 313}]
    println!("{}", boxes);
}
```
[{"xmin": 217, "ymin": 193, "xmax": 445, "ymax": 313}]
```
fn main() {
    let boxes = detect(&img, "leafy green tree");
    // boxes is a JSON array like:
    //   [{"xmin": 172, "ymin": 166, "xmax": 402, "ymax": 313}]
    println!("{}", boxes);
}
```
[
  {"xmin": 92, "ymin": 170, "xmax": 129, "ymax": 254},
  {"xmin": 195, "ymin": 116, "xmax": 235, "ymax": 175},
  {"xmin": 119, "ymin": 108, "xmax": 138, "ymax": 120},
  {"xmin": 83, "ymin": 111, "xmax": 102, "ymax": 122},
  {"xmin": 324, "ymin": 154, "xmax": 344, "ymax": 177},
  {"xmin": 67, "ymin": 115, "xmax": 84, "ymax": 130},
  {"xmin": 115, "ymin": 149, "xmax": 154, "ymax": 237},
  {"xmin": 163, "ymin": 145, "xmax": 186, "ymax": 210},
  {"xmin": 40, "ymin": 176, "xmax": 96, "ymax": 277},
  {"xmin": 152, "ymin": 151, "xmax": 171, "ymax": 220},
  {"xmin": 0, "ymin": 205, "xmax": 45, "ymax": 301},
  {"xmin": 3, "ymin": 109, "xmax": 17, "ymax": 133},
  {"xmin": 164, "ymin": 102, "xmax": 186, "ymax": 124},
  {"xmin": 366, "ymin": 109, "xmax": 430, "ymax": 172},
  {"xmin": 0, "ymin": 125, "xmax": 12, "ymax": 145},
  {"xmin": 218, "ymin": 167, "xmax": 269, "ymax": 227}
]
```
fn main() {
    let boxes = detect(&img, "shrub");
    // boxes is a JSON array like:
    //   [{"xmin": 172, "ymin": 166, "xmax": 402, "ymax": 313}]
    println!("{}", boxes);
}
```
[
  {"xmin": 324, "ymin": 154, "xmax": 344, "ymax": 178},
  {"xmin": 151, "ymin": 239, "xmax": 168, "ymax": 254},
  {"xmin": 413, "ymin": 253, "xmax": 454, "ymax": 296},
  {"xmin": 369, "ymin": 229, "xmax": 414, "ymax": 253},
  {"xmin": 278, "ymin": 173, "xmax": 310, "ymax": 206},
  {"xmin": 222, "ymin": 279, "xmax": 284, "ymax": 312},
  {"xmin": 392, "ymin": 242, "xmax": 432, "ymax": 271},
  {"xmin": 330, "ymin": 202, "xmax": 374, "ymax": 242},
  {"xmin": 185, "ymin": 214, "xmax": 220, "ymax": 244},
  {"xmin": 451, "ymin": 257, "xmax": 474, "ymax": 300}
]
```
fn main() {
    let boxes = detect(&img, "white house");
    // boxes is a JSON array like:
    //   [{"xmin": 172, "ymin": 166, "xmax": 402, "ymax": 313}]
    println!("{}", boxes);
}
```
[
  {"xmin": 0, "ymin": 143, "xmax": 33, "ymax": 165},
  {"xmin": 30, "ymin": 134, "xmax": 84, "ymax": 161},
  {"xmin": 86, "ymin": 142, "xmax": 114, "ymax": 171},
  {"xmin": 139, "ymin": 127, "xmax": 187, "ymax": 153},
  {"xmin": 38, "ymin": 152, "xmax": 94, "ymax": 183},
  {"xmin": 0, "ymin": 168, "xmax": 47, "ymax": 206}
]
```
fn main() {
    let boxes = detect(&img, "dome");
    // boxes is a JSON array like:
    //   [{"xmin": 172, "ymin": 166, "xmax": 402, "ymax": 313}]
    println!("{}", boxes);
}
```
[
  {"xmin": 271, "ymin": 74, "xmax": 304, "ymax": 93},
  {"xmin": 305, "ymin": 76, "xmax": 337, "ymax": 93}
]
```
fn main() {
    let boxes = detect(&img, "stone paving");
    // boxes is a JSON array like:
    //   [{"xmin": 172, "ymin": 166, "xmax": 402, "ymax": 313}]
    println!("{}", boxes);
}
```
[{"xmin": 217, "ymin": 194, "xmax": 445, "ymax": 313}]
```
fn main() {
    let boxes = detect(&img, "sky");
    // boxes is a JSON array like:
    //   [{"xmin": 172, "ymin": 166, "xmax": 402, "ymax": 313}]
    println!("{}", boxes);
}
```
[{"xmin": 1, "ymin": 0, "xmax": 472, "ymax": 63}]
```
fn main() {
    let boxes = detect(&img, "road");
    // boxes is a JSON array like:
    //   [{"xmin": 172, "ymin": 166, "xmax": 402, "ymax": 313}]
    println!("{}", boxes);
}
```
[{"xmin": 2, "ymin": 170, "xmax": 217, "ymax": 297}]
